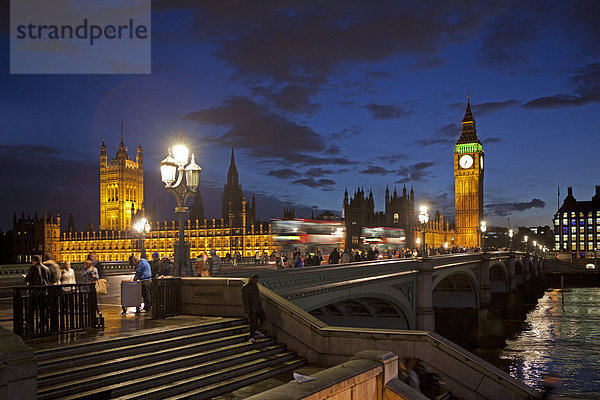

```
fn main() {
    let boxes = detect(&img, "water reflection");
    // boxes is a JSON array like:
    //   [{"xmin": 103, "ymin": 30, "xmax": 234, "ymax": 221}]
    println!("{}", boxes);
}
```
[{"xmin": 500, "ymin": 287, "xmax": 600, "ymax": 398}]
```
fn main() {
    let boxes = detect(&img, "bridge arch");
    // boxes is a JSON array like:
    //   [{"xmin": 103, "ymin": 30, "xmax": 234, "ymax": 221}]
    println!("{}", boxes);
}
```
[
  {"xmin": 432, "ymin": 269, "xmax": 478, "ymax": 308},
  {"xmin": 303, "ymin": 287, "xmax": 413, "ymax": 330},
  {"xmin": 515, "ymin": 259, "xmax": 524, "ymax": 285},
  {"xmin": 489, "ymin": 262, "xmax": 508, "ymax": 293}
]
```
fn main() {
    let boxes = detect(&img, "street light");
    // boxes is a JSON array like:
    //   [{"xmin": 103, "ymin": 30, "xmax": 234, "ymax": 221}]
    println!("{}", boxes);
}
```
[
  {"xmin": 160, "ymin": 132, "xmax": 201, "ymax": 276},
  {"xmin": 134, "ymin": 217, "xmax": 151, "ymax": 259},
  {"xmin": 508, "ymin": 229, "xmax": 513, "ymax": 251},
  {"xmin": 418, "ymin": 205, "xmax": 429, "ymax": 257},
  {"xmin": 524, "ymin": 235, "xmax": 528, "ymax": 253},
  {"xmin": 480, "ymin": 221, "xmax": 487, "ymax": 252}
]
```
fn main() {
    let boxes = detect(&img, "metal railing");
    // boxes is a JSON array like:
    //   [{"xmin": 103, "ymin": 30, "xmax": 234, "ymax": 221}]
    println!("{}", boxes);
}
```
[
  {"xmin": 12, "ymin": 283, "xmax": 104, "ymax": 340},
  {"xmin": 152, "ymin": 278, "xmax": 181, "ymax": 319}
]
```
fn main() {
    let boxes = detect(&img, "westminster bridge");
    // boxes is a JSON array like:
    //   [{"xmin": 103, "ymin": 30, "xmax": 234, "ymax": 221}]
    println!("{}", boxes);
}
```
[{"xmin": 223, "ymin": 251, "xmax": 544, "ymax": 335}]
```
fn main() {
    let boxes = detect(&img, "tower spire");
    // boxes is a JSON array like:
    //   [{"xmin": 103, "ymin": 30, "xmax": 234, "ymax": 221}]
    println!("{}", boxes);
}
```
[{"xmin": 230, "ymin": 146, "xmax": 235, "ymax": 168}]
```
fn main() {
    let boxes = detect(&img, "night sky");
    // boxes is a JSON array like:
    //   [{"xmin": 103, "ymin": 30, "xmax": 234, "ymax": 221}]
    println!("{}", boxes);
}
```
[{"xmin": 1, "ymin": 1, "xmax": 599, "ymax": 231}]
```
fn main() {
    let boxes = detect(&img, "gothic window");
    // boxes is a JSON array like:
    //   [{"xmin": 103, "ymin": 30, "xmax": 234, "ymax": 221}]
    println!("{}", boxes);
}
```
[{"xmin": 394, "ymin": 213, "xmax": 399, "ymax": 223}]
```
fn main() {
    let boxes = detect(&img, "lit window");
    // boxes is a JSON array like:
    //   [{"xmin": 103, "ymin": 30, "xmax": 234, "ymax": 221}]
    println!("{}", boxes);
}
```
[
  {"xmin": 571, "ymin": 234, "xmax": 577, "ymax": 241},
  {"xmin": 580, "ymin": 234, "xmax": 585, "ymax": 241},
  {"xmin": 589, "ymin": 234, "xmax": 594, "ymax": 241},
  {"xmin": 580, "ymin": 242, "xmax": 585, "ymax": 249},
  {"xmin": 554, "ymin": 219, "xmax": 559, "ymax": 226},
  {"xmin": 563, "ymin": 213, "xmax": 568, "ymax": 218},
  {"xmin": 572, "ymin": 243, "xmax": 577, "ymax": 250},
  {"xmin": 563, "ymin": 219, "xmax": 568, "ymax": 225},
  {"xmin": 589, "ymin": 218, "xmax": 594, "ymax": 225},
  {"xmin": 555, "ymin": 235, "xmax": 560, "ymax": 241},
  {"xmin": 571, "ymin": 226, "xmax": 577, "ymax": 233},
  {"xmin": 571, "ymin": 220, "xmax": 576, "ymax": 226},
  {"xmin": 563, "ymin": 234, "xmax": 569, "ymax": 241},
  {"xmin": 571, "ymin": 212, "xmax": 576, "ymax": 217}
]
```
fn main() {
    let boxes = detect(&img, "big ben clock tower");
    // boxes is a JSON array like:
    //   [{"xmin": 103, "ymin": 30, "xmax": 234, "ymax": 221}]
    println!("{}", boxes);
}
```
[{"xmin": 454, "ymin": 95, "xmax": 484, "ymax": 248}]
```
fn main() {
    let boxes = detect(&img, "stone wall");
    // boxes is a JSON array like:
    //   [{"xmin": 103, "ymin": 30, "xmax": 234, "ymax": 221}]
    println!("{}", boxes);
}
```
[
  {"xmin": 0, "ymin": 328, "xmax": 37, "ymax": 400},
  {"xmin": 180, "ymin": 278, "xmax": 541, "ymax": 400}
]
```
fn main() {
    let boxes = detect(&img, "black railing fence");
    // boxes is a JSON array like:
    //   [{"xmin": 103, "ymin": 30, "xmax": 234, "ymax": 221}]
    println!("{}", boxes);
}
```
[
  {"xmin": 13, "ymin": 283, "xmax": 104, "ymax": 340},
  {"xmin": 151, "ymin": 278, "xmax": 181, "ymax": 319}
]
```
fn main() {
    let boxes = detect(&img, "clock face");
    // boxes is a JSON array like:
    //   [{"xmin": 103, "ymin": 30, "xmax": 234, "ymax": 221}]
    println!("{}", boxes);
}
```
[
  {"xmin": 480, "ymin": 156, "xmax": 484, "ymax": 170},
  {"xmin": 459, "ymin": 155, "xmax": 473, "ymax": 169}
]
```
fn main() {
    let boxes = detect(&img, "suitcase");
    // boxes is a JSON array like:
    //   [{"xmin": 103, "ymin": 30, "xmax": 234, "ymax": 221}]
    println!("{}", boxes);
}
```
[{"xmin": 121, "ymin": 281, "xmax": 142, "ymax": 313}]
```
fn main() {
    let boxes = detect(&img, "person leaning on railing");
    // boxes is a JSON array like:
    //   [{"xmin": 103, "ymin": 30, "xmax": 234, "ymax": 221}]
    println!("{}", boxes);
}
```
[
  {"xmin": 132, "ymin": 254, "xmax": 152, "ymax": 313},
  {"xmin": 25, "ymin": 255, "xmax": 51, "ymax": 286}
]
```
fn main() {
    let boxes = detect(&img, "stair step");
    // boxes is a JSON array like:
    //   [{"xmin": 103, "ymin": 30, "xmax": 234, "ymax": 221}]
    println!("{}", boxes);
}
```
[
  {"xmin": 39, "ymin": 345, "xmax": 292, "ymax": 400},
  {"xmin": 34, "ymin": 317, "xmax": 245, "ymax": 362},
  {"xmin": 37, "ymin": 324, "xmax": 249, "ymax": 373},
  {"xmin": 165, "ymin": 358, "xmax": 307, "ymax": 400},
  {"xmin": 38, "ymin": 334, "xmax": 275, "ymax": 387},
  {"xmin": 112, "ymin": 352, "xmax": 300, "ymax": 400}
]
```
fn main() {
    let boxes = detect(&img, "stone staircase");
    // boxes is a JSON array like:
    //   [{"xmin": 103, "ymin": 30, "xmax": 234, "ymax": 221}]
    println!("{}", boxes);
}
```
[{"xmin": 35, "ymin": 317, "xmax": 305, "ymax": 399}]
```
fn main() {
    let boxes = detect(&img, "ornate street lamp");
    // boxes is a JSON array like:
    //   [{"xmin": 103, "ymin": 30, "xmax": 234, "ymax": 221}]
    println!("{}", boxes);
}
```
[
  {"xmin": 134, "ymin": 217, "xmax": 151, "ymax": 259},
  {"xmin": 508, "ymin": 229, "xmax": 513, "ymax": 251},
  {"xmin": 480, "ymin": 221, "xmax": 487, "ymax": 252},
  {"xmin": 418, "ymin": 205, "xmax": 429, "ymax": 257},
  {"xmin": 524, "ymin": 235, "xmax": 528, "ymax": 253},
  {"xmin": 160, "ymin": 132, "xmax": 201, "ymax": 276}
]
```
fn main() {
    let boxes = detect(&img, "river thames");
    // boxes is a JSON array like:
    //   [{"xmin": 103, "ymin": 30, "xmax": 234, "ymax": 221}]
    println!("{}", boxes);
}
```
[{"xmin": 499, "ymin": 287, "xmax": 600, "ymax": 398}]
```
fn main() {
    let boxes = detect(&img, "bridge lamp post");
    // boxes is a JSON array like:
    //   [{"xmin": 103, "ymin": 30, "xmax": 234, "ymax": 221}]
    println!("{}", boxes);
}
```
[
  {"xmin": 533, "ymin": 240, "xmax": 537, "ymax": 255},
  {"xmin": 508, "ymin": 229, "xmax": 513, "ymax": 251},
  {"xmin": 133, "ymin": 217, "xmax": 151, "ymax": 259},
  {"xmin": 524, "ymin": 235, "xmax": 528, "ymax": 253},
  {"xmin": 418, "ymin": 205, "xmax": 429, "ymax": 257},
  {"xmin": 480, "ymin": 221, "xmax": 487, "ymax": 252},
  {"xmin": 160, "ymin": 133, "xmax": 201, "ymax": 276}
]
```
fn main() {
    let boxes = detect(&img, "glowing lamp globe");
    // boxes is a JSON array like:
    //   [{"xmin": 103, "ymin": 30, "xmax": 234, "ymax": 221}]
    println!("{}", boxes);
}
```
[
  {"xmin": 172, "ymin": 143, "xmax": 189, "ymax": 166},
  {"xmin": 160, "ymin": 150, "xmax": 177, "ymax": 185}
]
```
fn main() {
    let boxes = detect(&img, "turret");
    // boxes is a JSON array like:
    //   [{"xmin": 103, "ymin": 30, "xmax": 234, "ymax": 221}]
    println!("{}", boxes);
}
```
[
  {"xmin": 100, "ymin": 139, "xmax": 107, "ymax": 168},
  {"xmin": 117, "ymin": 113, "xmax": 127, "ymax": 161},
  {"xmin": 136, "ymin": 140, "xmax": 143, "ymax": 168}
]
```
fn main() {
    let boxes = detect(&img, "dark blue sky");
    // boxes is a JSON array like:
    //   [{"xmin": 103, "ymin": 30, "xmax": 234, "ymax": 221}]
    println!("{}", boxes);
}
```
[{"xmin": 1, "ymin": 1, "xmax": 599, "ymax": 231}]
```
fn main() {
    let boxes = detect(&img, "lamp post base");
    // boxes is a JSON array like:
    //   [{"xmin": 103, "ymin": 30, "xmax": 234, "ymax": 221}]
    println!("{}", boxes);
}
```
[{"xmin": 173, "ymin": 241, "xmax": 191, "ymax": 276}]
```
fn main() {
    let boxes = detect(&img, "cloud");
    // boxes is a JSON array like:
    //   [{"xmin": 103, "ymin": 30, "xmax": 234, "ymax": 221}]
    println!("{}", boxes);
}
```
[
  {"xmin": 473, "ymin": 100, "xmax": 520, "ymax": 116},
  {"xmin": 485, "ymin": 198, "xmax": 546, "ymax": 216},
  {"xmin": 267, "ymin": 169, "xmax": 300, "ymax": 179},
  {"xmin": 361, "ymin": 166, "xmax": 393, "ymax": 175},
  {"xmin": 436, "ymin": 123, "xmax": 459, "ymax": 138},
  {"xmin": 306, "ymin": 167, "xmax": 334, "ymax": 177},
  {"xmin": 254, "ymin": 84, "xmax": 321, "ymax": 114},
  {"xmin": 376, "ymin": 153, "xmax": 407, "ymax": 163},
  {"xmin": 522, "ymin": 63, "xmax": 600, "ymax": 109},
  {"xmin": 396, "ymin": 161, "xmax": 436, "ymax": 183},
  {"xmin": 330, "ymin": 125, "xmax": 363, "ymax": 139},
  {"xmin": 412, "ymin": 123, "xmax": 459, "ymax": 147},
  {"xmin": 293, "ymin": 178, "xmax": 335, "ymax": 189},
  {"xmin": 363, "ymin": 103, "xmax": 413, "ymax": 120},
  {"xmin": 475, "ymin": 2, "xmax": 547, "ymax": 69}
]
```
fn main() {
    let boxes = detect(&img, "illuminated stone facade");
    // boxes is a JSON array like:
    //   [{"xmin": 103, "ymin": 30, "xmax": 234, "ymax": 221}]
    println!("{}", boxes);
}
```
[
  {"xmin": 99, "ymin": 116, "xmax": 144, "ymax": 231},
  {"xmin": 57, "ymin": 219, "xmax": 272, "ymax": 263},
  {"xmin": 454, "ymin": 97, "xmax": 484, "ymax": 248},
  {"xmin": 12, "ymin": 212, "xmax": 60, "ymax": 263}
]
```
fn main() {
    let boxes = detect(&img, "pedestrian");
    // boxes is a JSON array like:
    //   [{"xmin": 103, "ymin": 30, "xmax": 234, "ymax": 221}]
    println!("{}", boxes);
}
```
[
  {"xmin": 241, "ymin": 274, "xmax": 266, "ymax": 342},
  {"xmin": 367, "ymin": 247, "xmax": 375, "ymax": 261},
  {"xmin": 43, "ymin": 253, "xmax": 61, "ymax": 285},
  {"xmin": 254, "ymin": 251, "xmax": 260, "ymax": 265},
  {"xmin": 90, "ymin": 252, "xmax": 103, "ymax": 277},
  {"xmin": 150, "ymin": 252, "xmax": 164, "ymax": 278},
  {"xmin": 341, "ymin": 248, "xmax": 351, "ymax": 263},
  {"xmin": 132, "ymin": 254, "xmax": 152, "ymax": 313},
  {"xmin": 329, "ymin": 248, "xmax": 340, "ymax": 264},
  {"xmin": 209, "ymin": 249, "xmax": 221, "ymax": 275},
  {"xmin": 25, "ymin": 255, "xmax": 51, "ymax": 286},
  {"xmin": 60, "ymin": 261, "xmax": 76, "ymax": 285},
  {"xmin": 82, "ymin": 259, "xmax": 99, "ymax": 284},
  {"xmin": 162, "ymin": 256, "xmax": 172, "ymax": 276}
]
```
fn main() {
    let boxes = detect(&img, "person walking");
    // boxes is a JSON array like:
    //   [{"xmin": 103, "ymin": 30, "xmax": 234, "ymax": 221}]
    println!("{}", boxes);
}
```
[
  {"xmin": 132, "ymin": 255, "xmax": 152, "ymax": 313},
  {"xmin": 329, "ymin": 248, "xmax": 340, "ymax": 264},
  {"xmin": 60, "ymin": 261, "xmax": 76, "ymax": 285},
  {"xmin": 340, "ymin": 248, "xmax": 351, "ymax": 263},
  {"xmin": 25, "ymin": 255, "xmax": 51, "ymax": 286},
  {"xmin": 209, "ymin": 249, "xmax": 221, "ymax": 275},
  {"xmin": 242, "ymin": 274, "xmax": 266, "ymax": 342}
]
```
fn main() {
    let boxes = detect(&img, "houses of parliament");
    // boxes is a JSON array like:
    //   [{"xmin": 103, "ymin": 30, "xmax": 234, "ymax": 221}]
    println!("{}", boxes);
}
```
[{"xmin": 9, "ymin": 98, "xmax": 484, "ymax": 263}]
